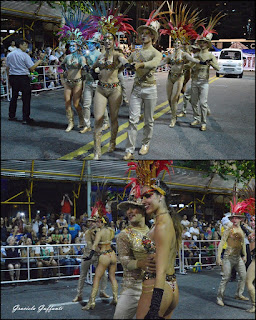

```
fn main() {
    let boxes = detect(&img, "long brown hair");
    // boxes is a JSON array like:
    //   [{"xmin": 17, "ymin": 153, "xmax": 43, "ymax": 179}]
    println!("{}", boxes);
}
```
[{"xmin": 155, "ymin": 181, "xmax": 183, "ymax": 251}]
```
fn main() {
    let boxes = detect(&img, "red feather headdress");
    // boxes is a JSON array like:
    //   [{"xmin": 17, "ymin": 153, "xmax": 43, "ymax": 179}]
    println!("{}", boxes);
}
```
[{"xmin": 126, "ymin": 160, "xmax": 173, "ymax": 196}]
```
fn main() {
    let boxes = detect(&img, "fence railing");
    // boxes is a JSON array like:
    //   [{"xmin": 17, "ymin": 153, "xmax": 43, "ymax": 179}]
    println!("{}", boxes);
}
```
[
  {"xmin": 1, "ymin": 65, "xmax": 63, "ymax": 102},
  {"xmin": 1, "ymin": 64, "xmax": 170, "ymax": 101},
  {"xmin": 1, "ymin": 239, "xmax": 220, "ymax": 285}
]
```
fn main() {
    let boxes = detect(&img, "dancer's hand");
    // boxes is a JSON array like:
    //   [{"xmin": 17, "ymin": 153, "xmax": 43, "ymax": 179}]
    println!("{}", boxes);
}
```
[
  {"xmin": 134, "ymin": 62, "xmax": 144, "ymax": 70},
  {"xmin": 242, "ymin": 256, "xmax": 246, "ymax": 264},
  {"xmin": 137, "ymin": 255, "xmax": 156, "ymax": 272},
  {"xmin": 216, "ymin": 257, "xmax": 222, "ymax": 266},
  {"xmin": 83, "ymin": 250, "xmax": 95, "ymax": 261}
]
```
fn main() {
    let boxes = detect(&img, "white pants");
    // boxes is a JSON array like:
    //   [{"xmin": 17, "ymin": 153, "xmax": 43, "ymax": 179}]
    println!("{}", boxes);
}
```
[
  {"xmin": 82, "ymin": 82, "xmax": 109, "ymax": 128},
  {"xmin": 125, "ymin": 85, "xmax": 157, "ymax": 153},
  {"xmin": 181, "ymin": 85, "xmax": 210, "ymax": 114},
  {"xmin": 190, "ymin": 79, "xmax": 209, "ymax": 124},
  {"xmin": 217, "ymin": 253, "xmax": 247, "ymax": 300},
  {"xmin": 113, "ymin": 284, "xmax": 142, "ymax": 319}
]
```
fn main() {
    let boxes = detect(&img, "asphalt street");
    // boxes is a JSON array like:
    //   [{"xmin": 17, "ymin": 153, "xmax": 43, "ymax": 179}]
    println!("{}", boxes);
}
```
[
  {"xmin": 1, "ymin": 70, "xmax": 255, "ymax": 160},
  {"xmin": 1, "ymin": 267, "xmax": 254, "ymax": 319}
]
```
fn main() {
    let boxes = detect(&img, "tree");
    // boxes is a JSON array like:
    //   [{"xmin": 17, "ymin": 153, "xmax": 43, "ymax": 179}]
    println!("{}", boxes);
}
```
[{"xmin": 175, "ymin": 160, "xmax": 255, "ymax": 184}]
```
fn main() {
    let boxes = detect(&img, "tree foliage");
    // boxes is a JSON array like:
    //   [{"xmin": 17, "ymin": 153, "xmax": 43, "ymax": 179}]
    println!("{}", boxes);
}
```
[{"xmin": 175, "ymin": 160, "xmax": 255, "ymax": 184}]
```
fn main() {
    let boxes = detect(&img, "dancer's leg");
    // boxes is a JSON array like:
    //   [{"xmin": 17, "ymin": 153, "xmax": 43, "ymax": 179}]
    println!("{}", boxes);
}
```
[{"xmin": 108, "ymin": 86, "xmax": 122, "ymax": 151}]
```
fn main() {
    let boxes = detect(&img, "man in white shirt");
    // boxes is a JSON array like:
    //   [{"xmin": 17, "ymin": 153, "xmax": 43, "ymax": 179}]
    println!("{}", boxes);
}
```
[
  {"xmin": 189, "ymin": 221, "xmax": 200, "ymax": 241},
  {"xmin": 6, "ymin": 38, "xmax": 45, "ymax": 124},
  {"xmin": 8, "ymin": 40, "xmax": 17, "ymax": 52},
  {"xmin": 181, "ymin": 214, "xmax": 190, "ymax": 230}
]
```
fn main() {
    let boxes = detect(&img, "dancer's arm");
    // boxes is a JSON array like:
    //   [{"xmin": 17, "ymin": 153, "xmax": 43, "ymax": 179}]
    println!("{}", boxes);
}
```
[
  {"xmin": 158, "ymin": 55, "xmax": 170, "ymax": 67},
  {"xmin": 208, "ymin": 54, "xmax": 220, "ymax": 71},
  {"xmin": 139, "ymin": 51, "xmax": 163, "ymax": 70},
  {"xmin": 182, "ymin": 52, "xmax": 201, "ymax": 64},
  {"xmin": 242, "ymin": 238, "xmax": 247, "ymax": 263},
  {"xmin": 145, "ymin": 220, "xmax": 172, "ymax": 319},
  {"xmin": 217, "ymin": 229, "xmax": 230, "ymax": 265},
  {"xmin": 116, "ymin": 231, "xmax": 137, "ymax": 270}
]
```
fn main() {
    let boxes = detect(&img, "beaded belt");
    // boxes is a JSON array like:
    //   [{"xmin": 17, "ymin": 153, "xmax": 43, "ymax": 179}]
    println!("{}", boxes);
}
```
[
  {"xmin": 143, "ymin": 271, "xmax": 176, "ymax": 281},
  {"xmin": 64, "ymin": 77, "xmax": 83, "ymax": 84},
  {"xmin": 142, "ymin": 274, "xmax": 176, "ymax": 293},
  {"xmin": 98, "ymin": 80, "xmax": 120, "ymax": 88},
  {"xmin": 100, "ymin": 249, "xmax": 113, "ymax": 255}
]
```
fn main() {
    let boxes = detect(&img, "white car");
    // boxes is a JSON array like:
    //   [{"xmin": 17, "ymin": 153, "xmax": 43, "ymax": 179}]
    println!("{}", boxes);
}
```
[{"xmin": 216, "ymin": 48, "xmax": 245, "ymax": 78}]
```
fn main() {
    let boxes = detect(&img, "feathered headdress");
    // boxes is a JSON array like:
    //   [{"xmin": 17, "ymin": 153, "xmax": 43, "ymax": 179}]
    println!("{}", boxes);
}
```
[
  {"xmin": 159, "ymin": 2, "xmax": 205, "ymax": 44},
  {"xmin": 57, "ymin": 7, "xmax": 94, "ymax": 45},
  {"xmin": 238, "ymin": 183, "xmax": 255, "ymax": 216},
  {"xmin": 90, "ymin": 181, "xmax": 108, "ymax": 223},
  {"xmin": 196, "ymin": 11, "xmax": 226, "ymax": 48},
  {"xmin": 137, "ymin": 1, "xmax": 169, "ymax": 43},
  {"xmin": 85, "ymin": 1, "xmax": 135, "ymax": 38},
  {"xmin": 126, "ymin": 160, "xmax": 173, "ymax": 196}
]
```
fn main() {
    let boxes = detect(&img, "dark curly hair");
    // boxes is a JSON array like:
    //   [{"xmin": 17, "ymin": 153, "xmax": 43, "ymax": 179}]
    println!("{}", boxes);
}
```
[{"xmin": 154, "ymin": 180, "xmax": 182, "ymax": 251}]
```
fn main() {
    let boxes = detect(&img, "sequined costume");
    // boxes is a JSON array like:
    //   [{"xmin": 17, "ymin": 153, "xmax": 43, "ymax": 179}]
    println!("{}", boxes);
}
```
[
  {"xmin": 80, "ymin": 44, "xmax": 109, "ymax": 131},
  {"xmin": 74, "ymin": 228, "xmax": 108, "ymax": 300},
  {"xmin": 113, "ymin": 225, "xmax": 149, "ymax": 319},
  {"xmin": 217, "ymin": 226, "xmax": 247, "ymax": 302}
]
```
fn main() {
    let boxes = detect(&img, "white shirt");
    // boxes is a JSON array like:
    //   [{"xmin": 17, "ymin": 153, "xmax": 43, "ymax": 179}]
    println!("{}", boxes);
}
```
[
  {"xmin": 6, "ymin": 48, "xmax": 34, "ymax": 75},
  {"xmin": 189, "ymin": 226, "xmax": 200, "ymax": 241},
  {"xmin": 181, "ymin": 219, "xmax": 190, "ymax": 228},
  {"xmin": 8, "ymin": 46, "xmax": 17, "ymax": 52},
  {"xmin": 32, "ymin": 220, "xmax": 42, "ymax": 234}
]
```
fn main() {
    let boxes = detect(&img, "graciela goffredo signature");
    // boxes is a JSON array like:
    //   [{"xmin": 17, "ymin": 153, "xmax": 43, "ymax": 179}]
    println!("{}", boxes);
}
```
[{"xmin": 12, "ymin": 304, "xmax": 63, "ymax": 313}]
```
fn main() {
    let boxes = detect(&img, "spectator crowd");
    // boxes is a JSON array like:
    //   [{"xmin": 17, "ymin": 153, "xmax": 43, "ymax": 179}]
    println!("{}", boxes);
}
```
[{"xmin": 2, "ymin": 204, "xmax": 252, "ymax": 285}]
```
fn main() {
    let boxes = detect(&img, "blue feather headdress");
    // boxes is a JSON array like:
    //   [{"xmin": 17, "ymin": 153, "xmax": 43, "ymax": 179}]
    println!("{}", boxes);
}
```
[{"xmin": 57, "ymin": 7, "xmax": 94, "ymax": 46}]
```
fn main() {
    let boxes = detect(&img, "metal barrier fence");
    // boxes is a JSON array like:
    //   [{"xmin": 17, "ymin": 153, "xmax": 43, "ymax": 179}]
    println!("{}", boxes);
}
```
[
  {"xmin": 1, "ymin": 239, "xmax": 220, "ymax": 285},
  {"xmin": 1, "ymin": 64, "xmax": 170, "ymax": 101},
  {"xmin": 1, "ymin": 65, "xmax": 63, "ymax": 102}
]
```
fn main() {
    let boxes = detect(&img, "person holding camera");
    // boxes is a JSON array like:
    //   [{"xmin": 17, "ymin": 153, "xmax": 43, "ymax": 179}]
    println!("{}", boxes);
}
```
[{"xmin": 60, "ymin": 194, "xmax": 73, "ymax": 225}]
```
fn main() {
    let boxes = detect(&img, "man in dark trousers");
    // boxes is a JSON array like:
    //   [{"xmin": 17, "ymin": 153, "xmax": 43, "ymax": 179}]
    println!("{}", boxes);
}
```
[{"xmin": 6, "ymin": 38, "xmax": 45, "ymax": 124}]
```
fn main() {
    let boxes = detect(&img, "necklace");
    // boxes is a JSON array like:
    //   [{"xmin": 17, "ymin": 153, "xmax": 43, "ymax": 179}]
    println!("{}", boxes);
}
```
[{"xmin": 155, "ymin": 212, "xmax": 168, "ymax": 218}]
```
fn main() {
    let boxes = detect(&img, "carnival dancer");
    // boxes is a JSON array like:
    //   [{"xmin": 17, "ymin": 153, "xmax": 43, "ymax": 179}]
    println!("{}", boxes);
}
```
[
  {"xmin": 216, "ymin": 196, "xmax": 249, "ymax": 307},
  {"xmin": 86, "ymin": 1, "xmax": 135, "ymax": 159},
  {"xmin": 79, "ymin": 33, "xmax": 110, "ymax": 134},
  {"xmin": 123, "ymin": 10, "xmax": 164, "ymax": 160},
  {"xmin": 113, "ymin": 177, "xmax": 154, "ymax": 319},
  {"xmin": 83, "ymin": 186, "xmax": 118, "ymax": 310},
  {"xmin": 246, "ymin": 214, "xmax": 255, "ymax": 313},
  {"xmin": 125, "ymin": 161, "xmax": 182, "ymax": 319},
  {"xmin": 72, "ymin": 216, "xmax": 109, "ymax": 307},
  {"xmin": 189, "ymin": 13, "xmax": 224, "ymax": 131},
  {"xmin": 239, "ymin": 185, "xmax": 255, "ymax": 313},
  {"xmin": 57, "ymin": 7, "xmax": 92, "ymax": 132},
  {"xmin": 158, "ymin": 3, "xmax": 207, "ymax": 128},
  {"xmin": 177, "ymin": 45, "xmax": 211, "ymax": 118}
]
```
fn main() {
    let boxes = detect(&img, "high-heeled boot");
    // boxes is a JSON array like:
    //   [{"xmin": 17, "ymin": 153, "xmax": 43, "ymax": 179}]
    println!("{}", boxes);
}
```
[
  {"xmin": 82, "ymin": 287, "xmax": 98, "ymax": 310},
  {"xmin": 93, "ymin": 130, "xmax": 102, "ymax": 160},
  {"xmin": 110, "ymin": 283, "xmax": 118, "ymax": 305},
  {"xmin": 65, "ymin": 109, "xmax": 74, "ymax": 132},
  {"xmin": 247, "ymin": 288, "xmax": 255, "ymax": 313},
  {"xmin": 77, "ymin": 107, "xmax": 85, "ymax": 129},
  {"xmin": 108, "ymin": 126, "xmax": 118, "ymax": 153}
]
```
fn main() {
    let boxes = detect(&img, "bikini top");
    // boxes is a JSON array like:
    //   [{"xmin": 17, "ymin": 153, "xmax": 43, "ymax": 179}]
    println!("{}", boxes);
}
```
[
  {"xmin": 98, "ymin": 58, "xmax": 119, "ymax": 71},
  {"xmin": 169, "ymin": 58, "xmax": 184, "ymax": 65},
  {"xmin": 98, "ymin": 227, "xmax": 115, "ymax": 244},
  {"xmin": 141, "ymin": 234, "xmax": 156, "ymax": 254},
  {"xmin": 66, "ymin": 55, "xmax": 84, "ymax": 69}
]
